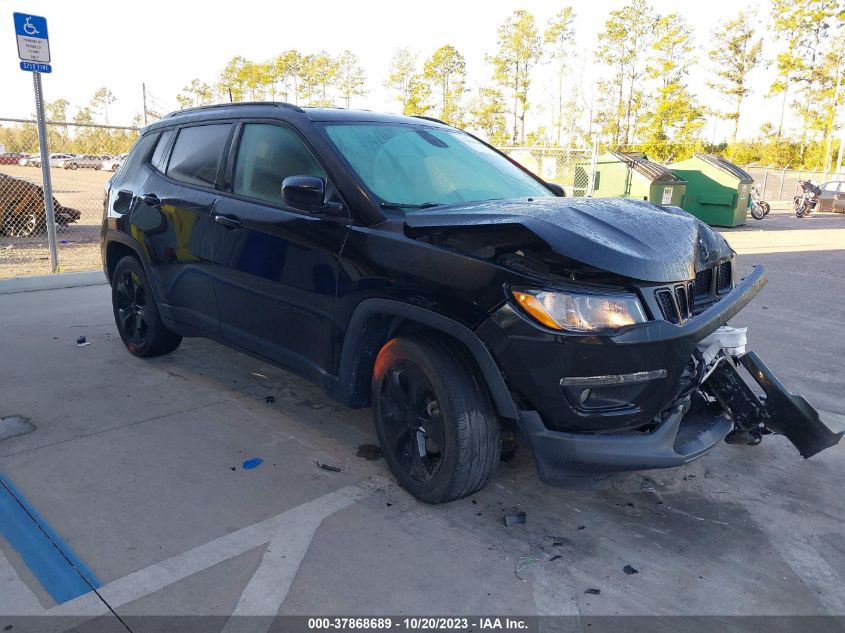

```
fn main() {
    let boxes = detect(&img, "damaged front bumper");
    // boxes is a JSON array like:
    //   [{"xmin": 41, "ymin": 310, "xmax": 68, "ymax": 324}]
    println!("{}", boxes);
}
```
[{"xmin": 479, "ymin": 266, "xmax": 842, "ymax": 486}]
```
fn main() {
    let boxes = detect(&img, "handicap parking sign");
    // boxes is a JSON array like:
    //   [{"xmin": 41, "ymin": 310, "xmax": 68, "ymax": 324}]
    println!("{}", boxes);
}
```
[{"xmin": 13, "ymin": 12, "xmax": 51, "ymax": 68}]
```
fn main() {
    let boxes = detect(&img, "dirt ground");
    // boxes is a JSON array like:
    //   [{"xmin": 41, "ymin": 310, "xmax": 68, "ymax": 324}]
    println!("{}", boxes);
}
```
[{"xmin": 0, "ymin": 164, "xmax": 110, "ymax": 278}]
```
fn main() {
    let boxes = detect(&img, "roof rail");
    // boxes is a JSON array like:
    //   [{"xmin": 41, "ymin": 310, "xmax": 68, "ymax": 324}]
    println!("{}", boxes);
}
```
[
  {"xmin": 163, "ymin": 101, "xmax": 304, "ymax": 119},
  {"xmin": 412, "ymin": 115, "xmax": 451, "ymax": 126}
]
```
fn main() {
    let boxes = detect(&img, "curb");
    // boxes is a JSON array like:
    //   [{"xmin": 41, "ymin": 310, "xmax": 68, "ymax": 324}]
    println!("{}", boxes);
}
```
[{"xmin": 0, "ymin": 271, "xmax": 107, "ymax": 295}]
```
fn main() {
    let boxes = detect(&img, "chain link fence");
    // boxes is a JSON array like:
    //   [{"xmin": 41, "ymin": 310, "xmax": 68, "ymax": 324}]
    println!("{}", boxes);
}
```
[
  {"xmin": 502, "ymin": 146, "xmax": 597, "ymax": 196},
  {"xmin": 0, "ymin": 120, "xmax": 137, "ymax": 279},
  {"xmin": 744, "ymin": 166, "xmax": 845, "ymax": 203}
]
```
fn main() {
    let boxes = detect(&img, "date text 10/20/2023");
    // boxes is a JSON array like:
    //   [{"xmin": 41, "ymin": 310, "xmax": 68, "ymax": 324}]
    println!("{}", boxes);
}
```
[{"xmin": 307, "ymin": 618, "xmax": 530, "ymax": 630}]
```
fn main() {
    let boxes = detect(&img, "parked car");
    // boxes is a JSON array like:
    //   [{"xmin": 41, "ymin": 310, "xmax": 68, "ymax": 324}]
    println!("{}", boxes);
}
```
[
  {"xmin": 18, "ymin": 153, "xmax": 38, "ymax": 167},
  {"xmin": 0, "ymin": 174, "xmax": 81, "ymax": 236},
  {"xmin": 100, "ymin": 103, "xmax": 842, "ymax": 503},
  {"xmin": 0, "ymin": 152, "xmax": 28, "ymax": 165},
  {"xmin": 55, "ymin": 154, "xmax": 104, "ymax": 170},
  {"xmin": 102, "ymin": 153, "xmax": 127, "ymax": 172},
  {"xmin": 47, "ymin": 154, "xmax": 77, "ymax": 168},
  {"xmin": 818, "ymin": 181, "xmax": 845, "ymax": 212}
]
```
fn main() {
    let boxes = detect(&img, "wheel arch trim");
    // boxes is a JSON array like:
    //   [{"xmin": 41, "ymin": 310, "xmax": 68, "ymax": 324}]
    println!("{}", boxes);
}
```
[{"xmin": 336, "ymin": 299, "xmax": 518, "ymax": 420}]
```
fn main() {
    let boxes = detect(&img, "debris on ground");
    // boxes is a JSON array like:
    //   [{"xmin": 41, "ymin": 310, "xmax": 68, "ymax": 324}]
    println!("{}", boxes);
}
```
[
  {"xmin": 242, "ymin": 458, "xmax": 263, "ymax": 470},
  {"xmin": 265, "ymin": 395, "xmax": 275, "ymax": 404},
  {"xmin": 230, "ymin": 466, "xmax": 236, "ymax": 471},
  {"xmin": 503, "ymin": 511, "xmax": 527, "ymax": 527},
  {"xmin": 356, "ymin": 444, "xmax": 383, "ymax": 461},
  {"xmin": 623, "ymin": 565, "xmax": 639, "ymax": 575},
  {"xmin": 550, "ymin": 555, "xmax": 562, "ymax": 561},
  {"xmin": 76, "ymin": 335, "xmax": 89, "ymax": 347},
  {"xmin": 585, "ymin": 588, "xmax": 601, "ymax": 595},
  {"xmin": 577, "ymin": 525, "xmax": 586, "ymax": 530},
  {"xmin": 641, "ymin": 479, "xmax": 656, "ymax": 494},
  {"xmin": 704, "ymin": 470, "xmax": 713, "ymax": 478},
  {"xmin": 315, "ymin": 461, "xmax": 341, "ymax": 472}
]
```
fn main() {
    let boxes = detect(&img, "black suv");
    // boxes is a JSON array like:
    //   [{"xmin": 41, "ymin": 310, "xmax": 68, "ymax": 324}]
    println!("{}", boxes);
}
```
[{"xmin": 101, "ymin": 103, "xmax": 840, "ymax": 503}]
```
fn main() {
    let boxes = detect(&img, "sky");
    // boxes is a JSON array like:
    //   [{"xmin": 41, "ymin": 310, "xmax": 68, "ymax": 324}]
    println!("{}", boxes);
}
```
[{"xmin": 2, "ymin": 0, "xmax": 784, "ymax": 143}]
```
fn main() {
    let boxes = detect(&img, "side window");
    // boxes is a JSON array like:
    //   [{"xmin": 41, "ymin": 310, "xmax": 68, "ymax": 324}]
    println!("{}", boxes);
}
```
[
  {"xmin": 111, "ymin": 132, "xmax": 159, "ymax": 187},
  {"xmin": 166, "ymin": 124, "xmax": 231, "ymax": 188},
  {"xmin": 150, "ymin": 129, "xmax": 174, "ymax": 172},
  {"xmin": 233, "ymin": 124, "xmax": 326, "ymax": 205}
]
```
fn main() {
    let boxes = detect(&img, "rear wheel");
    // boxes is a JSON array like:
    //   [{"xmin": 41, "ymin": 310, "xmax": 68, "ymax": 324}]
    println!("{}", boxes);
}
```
[
  {"xmin": 111, "ymin": 256, "xmax": 181, "ymax": 357},
  {"xmin": 372, "ymin": 335, "xmax": 501, "ymax": 503},
  {"xmin": 2, "ymin": 205, "xmax": 41, "ymax": 237}
]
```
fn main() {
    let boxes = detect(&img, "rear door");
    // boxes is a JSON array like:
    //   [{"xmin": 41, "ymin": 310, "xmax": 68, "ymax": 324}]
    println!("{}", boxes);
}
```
[
  {"xmin": 210, "ymin": 121, "xmax": 349, "ymax": 378},
  {"xmin": 128, "ymin": 123, "xmax": 233, "ymax": 334}
]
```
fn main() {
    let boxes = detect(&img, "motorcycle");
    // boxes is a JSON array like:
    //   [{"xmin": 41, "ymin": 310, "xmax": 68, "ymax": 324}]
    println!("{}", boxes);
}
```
[
  {"xmin": 794, "ymin": 180, "xmax": 821, "ymax": 218},
  {"xmin": 749, "ymin": 186, "xmax": 770, "ymax": 220}
]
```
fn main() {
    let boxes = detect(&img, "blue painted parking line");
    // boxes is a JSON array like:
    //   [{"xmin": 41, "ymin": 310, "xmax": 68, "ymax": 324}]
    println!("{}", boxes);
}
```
[{"xmin": 0, "ymin": 473, "xmax": 101, "ymax": 604}]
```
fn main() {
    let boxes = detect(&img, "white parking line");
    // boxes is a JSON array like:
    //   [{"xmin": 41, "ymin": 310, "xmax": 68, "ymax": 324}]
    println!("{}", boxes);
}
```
[{"xmin": 47, "ymin": 486, "xmax": 366, "ymax": 618}]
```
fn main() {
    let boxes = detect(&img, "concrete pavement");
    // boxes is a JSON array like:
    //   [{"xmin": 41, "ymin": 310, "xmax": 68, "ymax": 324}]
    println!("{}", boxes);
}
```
[{"xmin": 0, "ymin": 210, "xmax": 843, "ymax": 631}]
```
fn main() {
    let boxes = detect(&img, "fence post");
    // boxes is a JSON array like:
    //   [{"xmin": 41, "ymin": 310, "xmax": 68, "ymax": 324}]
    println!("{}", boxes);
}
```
[
  {"xmin": 761, "ymin": 168, "xmax": 769, "ymax": 200},
  {"xmin": 778, "ymin": 168, "xmax": 786, "ymax": 200},
  {"xmin": 587, "ymin": 139, "xmax": 599, "ymax": 197}
]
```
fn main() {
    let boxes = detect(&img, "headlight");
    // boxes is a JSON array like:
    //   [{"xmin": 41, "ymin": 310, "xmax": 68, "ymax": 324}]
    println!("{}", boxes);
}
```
[{"xmin": 511, "ymin": 289, "xmax": 647, "ymax": 332}]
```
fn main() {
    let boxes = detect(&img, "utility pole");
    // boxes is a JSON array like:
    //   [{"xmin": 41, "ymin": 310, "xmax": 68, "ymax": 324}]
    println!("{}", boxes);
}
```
[{"xmin": 142, "ymin": 82, "xmax": 148, "ymax": 125}]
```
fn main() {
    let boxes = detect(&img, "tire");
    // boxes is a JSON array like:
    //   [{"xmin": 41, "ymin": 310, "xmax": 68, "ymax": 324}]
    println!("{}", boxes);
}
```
[
  {"xmin": 2, "ymin": 205, "xmax": 41, "ymax": 237},
  {"xmin": 762, "ymin": 202, "xmax": 770, "ymax": 217},
  {"xmin": 112, "ymin": 164, "xmax": 119, "ymax": 172},
  {"xmin": 751, "ymin": 203, "xmax": 765, "ymax": 220},
  {"xmin": 111, "ymin": 255, "xmax": 182, "ymax": 357},
  {"xmin": 371, "ymin": 334, "xmax": 501, "ymax": 503}
]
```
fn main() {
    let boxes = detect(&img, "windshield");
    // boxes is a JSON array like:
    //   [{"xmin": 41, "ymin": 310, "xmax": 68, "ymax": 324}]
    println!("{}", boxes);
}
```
[{"xmin": 322, "ymin": 123, "xmax": 553, "ymax": 208}]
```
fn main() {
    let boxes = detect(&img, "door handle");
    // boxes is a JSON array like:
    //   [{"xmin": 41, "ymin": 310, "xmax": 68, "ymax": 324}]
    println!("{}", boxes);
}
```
[
  {"xmin": 138, "ymin": 193, "xmax": 161, "ymax": 208},
  {"xmin": 214, "ymin": 213, "xmax": 243, "ymax": 230}
]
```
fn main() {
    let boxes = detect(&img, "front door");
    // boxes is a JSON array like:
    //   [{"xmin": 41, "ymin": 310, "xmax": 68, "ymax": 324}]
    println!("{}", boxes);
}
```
[{"xmin": 211, "ymin": 122, "xmax": 348, "ymax": 379}]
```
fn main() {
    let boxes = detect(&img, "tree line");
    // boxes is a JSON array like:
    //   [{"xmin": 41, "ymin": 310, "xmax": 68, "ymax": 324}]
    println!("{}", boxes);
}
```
[
  {"xmin": 1, "ymin": 1, "xmax": 843, "ymax": 170},
  {"xmin": 0, "ymin": 87, "xmax": 139, "ymax": 155},
  {"xmin": 168, "ymin": 0, "xmax": 844, "ymax": 169}
]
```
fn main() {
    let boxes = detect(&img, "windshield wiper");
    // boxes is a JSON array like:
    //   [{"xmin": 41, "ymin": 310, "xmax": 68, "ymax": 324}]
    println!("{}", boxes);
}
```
[{"xmin": 379, "ymin": 201, "xmax": 442, "ymax": 209}]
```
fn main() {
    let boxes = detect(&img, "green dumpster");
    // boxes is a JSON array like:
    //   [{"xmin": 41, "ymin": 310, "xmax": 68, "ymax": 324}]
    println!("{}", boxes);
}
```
[
  {"xmin": 587, "ymin": 151, "xmax": 687, "ymax": 206},
  {"xmin": 668, "ymin": 154, "xmax": 753, "ymax": 227}
]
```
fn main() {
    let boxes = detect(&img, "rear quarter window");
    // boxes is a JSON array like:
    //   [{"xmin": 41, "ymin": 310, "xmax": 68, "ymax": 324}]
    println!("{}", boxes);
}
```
[
  {"xmin": 111, "ymin": 132, "xmax": 159, "ymax": 187},
  {"xmin": 166, "ymin": 124, "xmax": 232, "ymax": 188}
]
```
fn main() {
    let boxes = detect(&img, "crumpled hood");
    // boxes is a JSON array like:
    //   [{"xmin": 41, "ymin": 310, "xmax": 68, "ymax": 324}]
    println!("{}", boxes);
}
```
[{"xmin": 404, "ymin": 197, "xmax": 733, "ymax": 283}]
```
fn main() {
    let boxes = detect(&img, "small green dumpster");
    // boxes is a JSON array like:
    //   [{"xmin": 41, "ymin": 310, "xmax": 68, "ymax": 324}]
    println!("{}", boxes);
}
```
[
  {"xmin": 588, "ymin": 151, "xmax": 687, "ymax": 206},
  {"xmin": 668, "ymin": 154, "xmax": 754, "ymax": 227}
]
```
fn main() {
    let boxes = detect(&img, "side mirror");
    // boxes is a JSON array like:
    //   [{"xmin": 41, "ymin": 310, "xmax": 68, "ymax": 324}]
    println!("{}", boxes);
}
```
[
  {"xmin": 282, "ymin": 175, "xmax": 326, "ymax": 211},
  {"xmin": 545, "ymin": 182, "xmax": 565, "ymax": 197}
]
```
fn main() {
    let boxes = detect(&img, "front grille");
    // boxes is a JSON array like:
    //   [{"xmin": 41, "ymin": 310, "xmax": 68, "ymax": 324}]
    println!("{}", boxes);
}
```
[
  {"xmin": 694, "ymin": 268, "xmax": 713, "ymax": 300},
  {"xmin": 675, "ymin": 285, "xmax": 690, "ymax": 320},
  {"xmin": 716, "ymin": 262, "xmax": 732, "ymax": 293},
  {"xmin": 655, "ymin": 290, "xmax": 678, "ymax": 324}
]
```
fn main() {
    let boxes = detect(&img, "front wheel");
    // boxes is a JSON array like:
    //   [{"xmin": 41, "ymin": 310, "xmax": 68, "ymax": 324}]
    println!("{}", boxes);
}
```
[
  {"xmin": 372, "ymin": 335, "xmax": 501, "ymax": 504},
  {"xmin": 751, "ymin": 203, "xmax": 765, "ymax": 220},
  {"xmin": 111, "ymin": 256, "xmax": 182, "ymax": 357}
]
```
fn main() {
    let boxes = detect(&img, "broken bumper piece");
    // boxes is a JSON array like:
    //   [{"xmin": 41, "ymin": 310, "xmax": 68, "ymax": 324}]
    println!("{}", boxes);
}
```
[
  {"xmin": 703, "ymin": 351, "xmax": 843, "ymax": 458},
  {"xmin": 517, "ymin": 324, "xmax": 841, "ymax": 488}
]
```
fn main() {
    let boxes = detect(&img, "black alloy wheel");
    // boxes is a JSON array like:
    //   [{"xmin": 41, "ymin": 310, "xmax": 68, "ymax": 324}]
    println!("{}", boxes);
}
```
[
  {"xmin": 372, "ymin": 335, "xmax": 501, "ymax": 503},
  {"xmin": 379, "ymin": 360, "xmax": 446, "ymax": 483},
  {"xmin": 111, "ymin": 255, "xmax": 181, "ymax": 357}
]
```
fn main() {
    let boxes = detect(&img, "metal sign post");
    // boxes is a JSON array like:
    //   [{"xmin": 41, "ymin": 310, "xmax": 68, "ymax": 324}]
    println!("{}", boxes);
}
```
[{"xmin": 13, "ymin": 12, "xmax": 57, "ymax": 272}]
